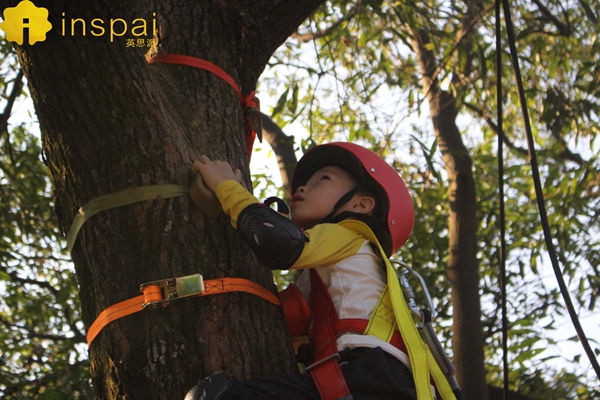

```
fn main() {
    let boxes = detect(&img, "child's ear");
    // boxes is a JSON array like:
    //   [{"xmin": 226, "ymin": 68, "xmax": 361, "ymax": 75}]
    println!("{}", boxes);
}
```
[{"xmin": 352, "ymin": 196, "xmax": 376, "ymax": 215}]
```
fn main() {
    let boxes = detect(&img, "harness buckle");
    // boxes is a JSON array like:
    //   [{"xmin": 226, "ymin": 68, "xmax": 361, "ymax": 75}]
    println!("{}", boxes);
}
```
[{"xmin": 140, "ymin": 273, "xmax": 205, "ymax": 310}]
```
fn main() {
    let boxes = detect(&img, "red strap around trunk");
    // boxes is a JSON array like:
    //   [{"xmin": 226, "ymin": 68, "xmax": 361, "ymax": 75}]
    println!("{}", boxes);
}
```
[{"xmin": 147, "ymin": 54, "xmax": 259, "ymax": 161}]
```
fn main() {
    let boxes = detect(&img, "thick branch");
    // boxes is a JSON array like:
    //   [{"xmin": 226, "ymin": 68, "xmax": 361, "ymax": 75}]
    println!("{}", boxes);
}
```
[
  {"xmin": 0, "ymin": 69, "xmax": 24, "ymax": 134},
  {"xmin": 0, "ymin": 69, "xmax": 24, "ymax": 165},
  {"xmin": 4, "ymin": 270, "xmax": 60, "ymax": 296},
  {"xmin": 231, "ymin": 0, "xmax": 327, "ymax": 91},
  {"xmin": 452, "ymin": 0, "xmax": 484, "ymax": 82},
  {"xmin": 549, "ymin": 128, "xmax": 585, "ymax": 164},
  {"xmin": 260, "ymin": 112, "xmax": 297, "ymax": 202},
  {"xmin": 531, "ymin": 0, "xmax": 572, "ymax": 36},
  {"xmin": 258, "ymin": 0, "xmax": 327, "ymax": 45},
  {"xmin": 0, "ymin": 315, "xmax": 85, "ymax": 343},
  {"xmin": 411, "ymin": 23, "xmax": 489, "ymax": 400}
]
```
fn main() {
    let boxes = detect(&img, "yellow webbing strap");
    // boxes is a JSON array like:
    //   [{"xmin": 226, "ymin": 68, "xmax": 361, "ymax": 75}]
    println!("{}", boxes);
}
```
[
  {"xmin": 66, "ymin": 184, "xmax": 189, "ymax": 252},
  {"xmin": 364, "ymin": 285, "xmax": 395, "ymax": 342},
  {"xmin": 339, "ymin": 220, "xmax": 456, "ymax": 400}
]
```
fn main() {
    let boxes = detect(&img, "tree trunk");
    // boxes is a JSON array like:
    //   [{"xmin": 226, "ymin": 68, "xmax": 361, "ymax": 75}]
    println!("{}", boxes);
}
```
[
  {"xmin": 411, "ymin": 29, "xmax": 490, "ymax": 400},
  {"xmin": 4, "ymin": 0, "xmax": 324, "ymax": 398}
]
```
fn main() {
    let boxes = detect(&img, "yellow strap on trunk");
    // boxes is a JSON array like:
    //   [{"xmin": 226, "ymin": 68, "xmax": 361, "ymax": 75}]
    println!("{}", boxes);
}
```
[
  {"xmin": 339, "ymin": 220, "xmax": 456, "ymax": 400},
  {"xmin": 66, "ymin": 184, "xmax": 189, "ymax": 252}
]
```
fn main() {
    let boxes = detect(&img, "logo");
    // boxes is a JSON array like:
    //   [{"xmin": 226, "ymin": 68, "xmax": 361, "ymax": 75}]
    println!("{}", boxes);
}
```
[{"xmin": 0, "ymin": 0, "xmax": 52, "ymax": 45}]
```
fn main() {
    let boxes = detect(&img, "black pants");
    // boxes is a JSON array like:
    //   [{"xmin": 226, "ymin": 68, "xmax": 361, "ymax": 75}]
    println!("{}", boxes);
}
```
[{"xmin": 224, "ymin": 347, "xmax": 418, "ymax": 399}]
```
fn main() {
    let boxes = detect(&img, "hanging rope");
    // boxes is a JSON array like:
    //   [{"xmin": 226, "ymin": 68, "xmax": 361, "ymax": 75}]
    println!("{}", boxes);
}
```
[
  {"xmin": 494, "ymin": 0, "xmax": 510, "ymax": 398},
  {"xmin": 501, "ymin": 0, "xmax": 600, "ymax": 381}
]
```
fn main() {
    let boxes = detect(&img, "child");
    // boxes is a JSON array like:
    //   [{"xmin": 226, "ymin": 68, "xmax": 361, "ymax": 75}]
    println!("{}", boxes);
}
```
[{"xmin": 186, "ymin": 142, "xmax": 448, "ymax": 400}]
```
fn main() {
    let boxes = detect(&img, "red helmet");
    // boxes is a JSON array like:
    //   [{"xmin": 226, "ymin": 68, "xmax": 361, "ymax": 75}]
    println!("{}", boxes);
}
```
[{"xmin": 291, "ymin": 142, "xmax": 414, "ymax": 255}]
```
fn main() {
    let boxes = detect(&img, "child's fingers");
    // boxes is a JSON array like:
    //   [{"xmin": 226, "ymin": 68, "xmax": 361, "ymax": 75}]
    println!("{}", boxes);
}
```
[
  {"xmin": 199, "ymin": 155, "xmax": 211, "ymax": 163},
  {"xmin": 192, "ymin": 160, "xmax": 204, "ymax": 173}
]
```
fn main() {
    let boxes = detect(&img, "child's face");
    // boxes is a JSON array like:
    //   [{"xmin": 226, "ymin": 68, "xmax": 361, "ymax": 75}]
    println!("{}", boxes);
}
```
[{"xmin": 290, "ymin": 165, "xmax": 357, "ymax": 229}]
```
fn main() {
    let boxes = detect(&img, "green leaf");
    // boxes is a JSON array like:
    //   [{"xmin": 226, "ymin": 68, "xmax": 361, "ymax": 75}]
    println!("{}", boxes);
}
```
[
  {"xmin": 289, "ymin": 84, "xmax": 299, "ymax": 115},
  {"xmin": 271, "ymin": 87, "xmax": 289, "ymax": 118},
  {"xmin": 0, "ymin": 270, "xmax": 11, "ymax": 281}
]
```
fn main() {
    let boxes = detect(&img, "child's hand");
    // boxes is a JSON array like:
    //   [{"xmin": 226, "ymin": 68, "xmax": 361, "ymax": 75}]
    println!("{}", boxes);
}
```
[{"xmin": 193, "ymin": 155, "xmax": 243, "ymax": 193}]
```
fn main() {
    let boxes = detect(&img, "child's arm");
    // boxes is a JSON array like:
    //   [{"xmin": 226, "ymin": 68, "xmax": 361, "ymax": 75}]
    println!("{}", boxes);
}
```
[
  {"xmin": 193, "ymin": 156, "xmax": 366, "ymax": 270},
  {"xmin": 216, "ymin": 183, "xmax": 366, "ymax": 270}
]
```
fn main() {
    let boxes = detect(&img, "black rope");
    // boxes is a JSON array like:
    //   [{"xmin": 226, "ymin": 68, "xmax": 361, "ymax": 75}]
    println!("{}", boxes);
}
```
[
  {"xmin": 495, "ymin": 0, "xmax": 510, "ymax": 398},
  {"xmin": 501, "ymin": 0, "xmax": 600, "ymax": 381}
]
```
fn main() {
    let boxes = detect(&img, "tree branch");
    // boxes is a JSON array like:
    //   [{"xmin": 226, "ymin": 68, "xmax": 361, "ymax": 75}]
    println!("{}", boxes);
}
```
[
  {"xmin": 1, "ymin": 265, "xmax": 86, "ymax": 342},
  {"xmin": 0, "ymin": 69, "xmax": 24, "ymax": 165},
  {"xmin": 233, "ymin": 0, "xmax": 327, "ymax": 90},
  {"xmin": 4, "ymin": 270, "xmax": 60, "ymax": 296},
  {"xmin": 291, "ymin": 6, "xmax": 359, "ymax": 43},
  {"xmin": 549, "ymin": 128, "xmax": 585, "ymax": 164},
  {"xmin": 463, "ymin": 102, "xmax": 529, "ymax": 157},
  {"xmin": 452, "ymin": 0, "xmax": 485, "ymax": 82},
  {"xmin": 260, "ymin": 112, "xmax": 297, "ymax": 202},
  {"xmin": 464, "ymin": 102, "xmax": 586, "ymax": 165},
  {"xmin": 267, "ymin": 60, "xmax": 322, "ymax": 76},
  {"xmin": 0, "ymin": 314, "xmax": 81, "ymax": 343},
  {"xmin": 0, "ymin": 69, "xmax": 24, "ymax": 133},
  {"xmin": 531, "ymin": 0, "xmax": 572, "ymax": 36}
]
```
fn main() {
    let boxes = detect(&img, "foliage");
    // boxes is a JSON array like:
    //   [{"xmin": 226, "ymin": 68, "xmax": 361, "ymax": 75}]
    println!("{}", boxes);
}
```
[{"xmin": 0, "ymin": 43, "xmax": 92, "ymax": 398}]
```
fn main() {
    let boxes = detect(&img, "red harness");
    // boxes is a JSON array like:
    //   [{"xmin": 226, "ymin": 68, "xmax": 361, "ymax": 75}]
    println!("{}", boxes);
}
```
[
  {"xmin": 307, "ymin": 269, "xmax": 408, "ymax": 400},
  {"xmin": 280, "ymin": 270, "xmax": 410, "ymax": 400},
  {"xmin": 308, "ymin": 268, "xmax": 353, "ymax": 400}
]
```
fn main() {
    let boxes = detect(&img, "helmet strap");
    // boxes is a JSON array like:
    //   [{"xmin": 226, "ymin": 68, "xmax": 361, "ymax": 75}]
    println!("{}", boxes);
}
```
[{"xmin": 320, "ymin": 187, "xmax": 360, "ymax": 224}]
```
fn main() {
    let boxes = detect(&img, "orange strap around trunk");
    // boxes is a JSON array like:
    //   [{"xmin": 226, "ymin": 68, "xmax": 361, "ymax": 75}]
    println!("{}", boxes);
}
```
[{"xmin": 86, "ymin": 277, "xmax": 280, "ymax": 347}]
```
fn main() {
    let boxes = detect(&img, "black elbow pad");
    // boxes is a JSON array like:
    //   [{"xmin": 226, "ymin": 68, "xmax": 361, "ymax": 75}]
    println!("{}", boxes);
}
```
[{"xmin": 237, "ymin": 204, "xmax": 308, "ymax": 270}]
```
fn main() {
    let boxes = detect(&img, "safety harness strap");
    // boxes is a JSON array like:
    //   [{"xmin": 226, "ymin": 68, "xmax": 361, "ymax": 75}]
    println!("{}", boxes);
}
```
[
  {"xmin": 308, "ymin": 269, "xmax": 352, "ymax": 400},
  {"xmin": 339, "ymin": 220, "xmax": 456, "ymax": 400},
  {"xmin": 86, "ymin": 277, "xmax": 280, "ymax": 347},
  {"xmin": 364, "ymin": 285, "xmax": 396, "ymax": 342},
  {"xmin": 67, "ymin": 184, "xmax": 189, "ymax": 253},
  {"xmin": 332, "ymin": 319, "xmax": 407, "ymax": 354}
]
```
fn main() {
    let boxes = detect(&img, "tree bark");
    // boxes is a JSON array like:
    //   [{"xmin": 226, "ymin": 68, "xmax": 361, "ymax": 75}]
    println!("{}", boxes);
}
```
[
  {"xmin": 411, "ymin": 29, "xmax": 490, "ymax": 400},
  {"xmin": 2, "ymin": 0, "xmax": 324, "ymax": 398}
]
